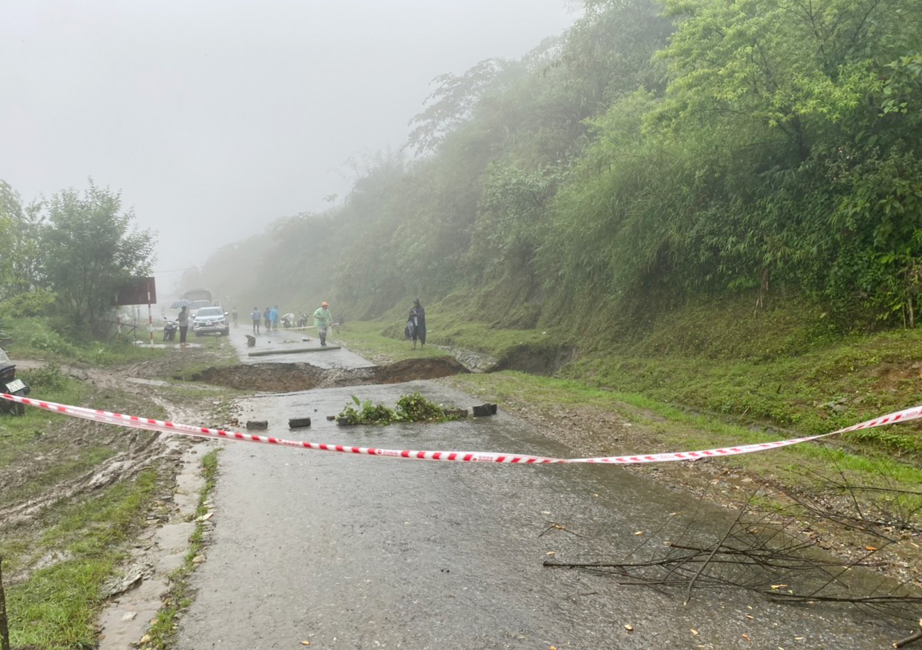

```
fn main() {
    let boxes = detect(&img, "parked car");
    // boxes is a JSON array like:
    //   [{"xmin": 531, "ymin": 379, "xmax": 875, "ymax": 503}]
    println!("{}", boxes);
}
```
[
  {"xmin": 0, "ymin": 346, "xmax": 30, "ymax": 415},
  {"xmin": 192, "ymin": 306, "xmax": 229, "ymax": 336}
]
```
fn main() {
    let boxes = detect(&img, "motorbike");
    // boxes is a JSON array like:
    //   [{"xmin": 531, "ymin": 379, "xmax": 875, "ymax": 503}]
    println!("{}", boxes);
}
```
[
  {"xmin": 0, "ymin": 347, "xmax": 30, "ymax": 416},
  {"xmin": 297, "ymin": 313, "xmax": 308, "ymax": 328},
  {"xmin": 281, "ymin": 313, "xmax": 295, "ymax": 328},
  {"xmin": 163, "ymin": 320, "xmax": 178, "ymax": 342}
]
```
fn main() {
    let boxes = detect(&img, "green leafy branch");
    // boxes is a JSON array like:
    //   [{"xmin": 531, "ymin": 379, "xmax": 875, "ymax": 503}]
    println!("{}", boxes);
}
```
[{"xmin": 337, "ymin": 392, "xmax": 466, "ymax": 426}]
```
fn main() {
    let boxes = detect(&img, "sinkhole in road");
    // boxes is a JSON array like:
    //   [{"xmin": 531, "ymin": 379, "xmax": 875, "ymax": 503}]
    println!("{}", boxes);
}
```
[{"xmin": 181, "ymin": 357, "xmax": 470, "ymax": 393}]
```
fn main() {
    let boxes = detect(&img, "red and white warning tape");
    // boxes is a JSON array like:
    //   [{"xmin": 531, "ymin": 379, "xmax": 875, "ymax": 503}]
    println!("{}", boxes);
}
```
[{"xmin": 2, "ymin": 392, "xmax": 921, "ymax": 465}]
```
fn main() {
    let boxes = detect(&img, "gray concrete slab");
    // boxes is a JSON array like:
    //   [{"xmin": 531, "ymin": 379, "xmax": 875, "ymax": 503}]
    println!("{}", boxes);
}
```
[{"xmin": 226, "ymin": 324, "xmax": 375, "ymax": 369}]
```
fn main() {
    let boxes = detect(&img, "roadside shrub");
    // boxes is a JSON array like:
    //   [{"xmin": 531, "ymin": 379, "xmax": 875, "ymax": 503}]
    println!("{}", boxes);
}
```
[
  {"xmin": 25, "ymin": 325, "xmax": 80, "ymax": 357},
  {"xmin": 0, "ymin": 315, "xmax": 81, "ymax": 358},
  {"xmin": 24, "ymin": 364, "xmax": 68, "ymax": 391},
  {"xmin": 0, "ymin": 288, "xmax": 57, "ymax": 318},
  {"xmin": 338, "ymin": 395, "xmax": 395, "ymax": 425}
]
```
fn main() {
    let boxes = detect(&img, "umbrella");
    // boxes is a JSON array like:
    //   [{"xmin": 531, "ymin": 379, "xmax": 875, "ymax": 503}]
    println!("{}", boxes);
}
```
[{"xmin": 169, "ymin": 299, "xmax": 193, "ymax": 309}]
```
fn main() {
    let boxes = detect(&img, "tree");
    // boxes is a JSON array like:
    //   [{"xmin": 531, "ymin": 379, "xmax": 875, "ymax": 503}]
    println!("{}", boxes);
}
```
[
  {"xmin": 40, "ymin": 182, "xmax": 155, "ymax": 332},
  {"xmin": 653, "ymin": 0, "xmax": 922, "ymax": 156},
  {"xmin": 0, "ymin": 180, "xmax": 44, "ymax": 299},
  {"xmin": 406, "ymin": 58, "xmax": 517, "ymax": 155}
]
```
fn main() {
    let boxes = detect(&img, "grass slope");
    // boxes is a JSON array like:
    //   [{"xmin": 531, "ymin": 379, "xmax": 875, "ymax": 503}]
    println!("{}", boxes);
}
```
[{"xmin": 337, "ymin": 291, "xmax": 922, "ymax": 460}]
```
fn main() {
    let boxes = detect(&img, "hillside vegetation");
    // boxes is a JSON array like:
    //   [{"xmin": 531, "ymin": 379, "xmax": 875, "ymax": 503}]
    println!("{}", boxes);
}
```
[{"xmin": 195, "ymin": 0, "xmax": 922, "ymax": 438}]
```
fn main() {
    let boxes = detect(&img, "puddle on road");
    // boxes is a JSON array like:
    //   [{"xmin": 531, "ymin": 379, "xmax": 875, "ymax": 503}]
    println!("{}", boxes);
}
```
[{"xmin": 181, "ymin": 357, "xmax": 469, "ymax": 392}]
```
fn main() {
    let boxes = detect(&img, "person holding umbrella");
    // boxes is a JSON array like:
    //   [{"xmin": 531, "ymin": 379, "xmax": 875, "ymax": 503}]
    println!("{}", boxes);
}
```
[{"xmin": 177, "ymin": 306, "xmax": 190, "ymax": 347}]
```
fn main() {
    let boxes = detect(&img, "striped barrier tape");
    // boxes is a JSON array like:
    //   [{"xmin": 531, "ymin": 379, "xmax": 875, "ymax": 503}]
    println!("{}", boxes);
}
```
[{"xmin": 2, "ymin": 392, "xmax": 921, "ymax": 464}]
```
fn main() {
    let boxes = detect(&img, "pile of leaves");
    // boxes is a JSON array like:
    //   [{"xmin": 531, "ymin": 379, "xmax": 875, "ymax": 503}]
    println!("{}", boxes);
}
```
[{"xmin": 337, "ymin": 392, "xmax": 466, "ymax": 426}]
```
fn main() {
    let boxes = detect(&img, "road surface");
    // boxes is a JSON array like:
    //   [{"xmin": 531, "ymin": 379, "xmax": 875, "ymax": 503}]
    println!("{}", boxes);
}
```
[
  {"xmin": 176, "ymin": 340, "xmax": 908, "ymax": 648},
  {"xmin": 226, "ymin": 323, "xmax": 374, "ymax": 369}
]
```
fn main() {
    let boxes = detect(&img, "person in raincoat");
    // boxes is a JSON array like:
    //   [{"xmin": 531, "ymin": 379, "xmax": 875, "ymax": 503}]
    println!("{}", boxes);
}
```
[
  {"xmin": 263, "ymin": 307, "xmax": 271, "ymax": 332},
  {"xmin": 270, "ymin": 305, "xmax": 279, "ymax": 331},
  {"xmin": 313, "ymin": 301, "xmax": 332, "ymax": 346},
  {"xmin": 407, "ymin": 298, "xmax": 426, "ymax": 350}
]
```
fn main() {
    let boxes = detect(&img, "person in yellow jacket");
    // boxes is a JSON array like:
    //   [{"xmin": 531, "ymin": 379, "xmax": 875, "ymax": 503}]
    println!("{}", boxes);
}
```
[{"xmin": 313, "ymin": 301, "xmax": 332, "ymax": 346}]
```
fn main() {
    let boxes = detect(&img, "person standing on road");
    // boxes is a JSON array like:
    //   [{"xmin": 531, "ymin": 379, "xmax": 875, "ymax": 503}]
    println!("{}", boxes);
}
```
[
  {"xmin": 271, "ymin": 305, "xmax": 279, "ymax": 331},
  {"xmin": 251, "ymin": 307, "xmax": 261, "ymax": 334},
  {"xmin": 313, "ymin": 301, "xmax": 332, "ymax": 346},
  {"xmin": 263, "ymin": 307, "xmax": 271, "ymax": 332},
  {"xmin": 231, "ymin": 306, "xmax": 238, "ymax": 327},
  {"xmin": 408, "ymin": 298, "xmax": 426, "ymax": 350},
  {"xmin": 178, "ymin": 306, "xmax": 190, "ymax": 346}
]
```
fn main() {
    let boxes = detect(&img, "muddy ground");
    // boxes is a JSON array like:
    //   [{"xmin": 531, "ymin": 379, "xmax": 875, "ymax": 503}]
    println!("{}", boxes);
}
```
[
  {"xmin": 0, "ymin": 347, "xmax": 236, "ymax": 649},
  {"xmin": 1, "ymin": 347, "xmax": 224, "ymax": 535}
]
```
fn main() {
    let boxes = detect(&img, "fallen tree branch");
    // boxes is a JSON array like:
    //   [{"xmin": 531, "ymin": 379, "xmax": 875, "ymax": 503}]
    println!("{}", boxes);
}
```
[
  {"xmin": 767, "ymin": 593, "xmax": 922, "ymax": 605},
  {"xmin": 893, "ymin": 619, "xmax": 922, "ymax": 648},
  {"xmin": 685, "ymin": 508, "xmax": 746, "ymax": 605}
]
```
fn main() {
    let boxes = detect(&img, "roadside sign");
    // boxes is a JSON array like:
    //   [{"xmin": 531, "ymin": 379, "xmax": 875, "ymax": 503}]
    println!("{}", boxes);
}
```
[{"xmin": 113, "ymin": 277, "xmax": 157, "ymax": 306}]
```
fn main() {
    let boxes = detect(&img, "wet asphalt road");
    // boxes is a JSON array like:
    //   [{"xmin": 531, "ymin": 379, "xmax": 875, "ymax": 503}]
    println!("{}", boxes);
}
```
[{"xmin": 176, "ymin": 339, "xmax": 907, "ymax": 649}]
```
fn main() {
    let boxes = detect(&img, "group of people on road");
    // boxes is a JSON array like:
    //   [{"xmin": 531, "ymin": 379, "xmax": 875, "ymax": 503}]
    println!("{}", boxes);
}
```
[
  {"xmin": 250, "ymin": 306, "xmax": 282, "ymax": 333},
  {"xmin": 247, "ymin": 302, "xmax": 333, "ymax": 346},
  {"xmin": 183, "ymin": 296, "xmax": 424, "ymax": 351},
  {"xmin": 269, "ymin": 306, "xmax": 279, "ymax": 332}
]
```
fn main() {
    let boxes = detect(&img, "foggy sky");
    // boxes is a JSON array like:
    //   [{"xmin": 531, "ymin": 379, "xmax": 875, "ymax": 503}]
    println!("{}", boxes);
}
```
[{"xmin": 1, "ymin": 1, "xmax": 576, "ymax": 293}]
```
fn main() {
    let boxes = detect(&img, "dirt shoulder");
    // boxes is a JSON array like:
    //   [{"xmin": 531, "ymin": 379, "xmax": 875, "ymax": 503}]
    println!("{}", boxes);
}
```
[
  {"xmin": 0, "ymin": 343, "xmax": 239, "ymax": 649},
  {"xmin": 2, "ymin": 347, "xmax": 232, "ymax": 522}
]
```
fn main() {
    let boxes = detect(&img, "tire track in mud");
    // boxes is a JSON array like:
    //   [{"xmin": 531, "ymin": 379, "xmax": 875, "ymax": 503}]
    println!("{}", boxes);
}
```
[{"xmin": 0, "ymin": 366, "xmax": 211, "ymax": 530}]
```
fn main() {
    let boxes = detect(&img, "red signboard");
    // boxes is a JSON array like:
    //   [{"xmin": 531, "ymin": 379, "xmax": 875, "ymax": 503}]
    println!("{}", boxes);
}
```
[{"xmin": 113, "ymin": 277, "xmax": 157, "ymax": 306}]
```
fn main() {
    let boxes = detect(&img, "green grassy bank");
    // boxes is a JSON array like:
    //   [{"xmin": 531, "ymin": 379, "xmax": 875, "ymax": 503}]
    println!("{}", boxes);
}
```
[
  {"xmin": 335, "ymin": 292, "xmax": 922, "ymax": 462},
  {"xmin": 335, "ymin": 297, "xmax": 922, "ymax": 534},
  {"xmin": 2, "ymin": 471, "xmax": 160, "ymax": 649}
]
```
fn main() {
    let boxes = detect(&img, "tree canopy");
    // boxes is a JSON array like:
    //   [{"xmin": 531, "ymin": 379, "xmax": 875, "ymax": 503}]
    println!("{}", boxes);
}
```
[
  {"xmin": 0, "ymin": 180, "xmax": 155, "ymax": 333},
  {"xmin": 197, "ymin": 0, "xmax": 922, "ymax": 332}
]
